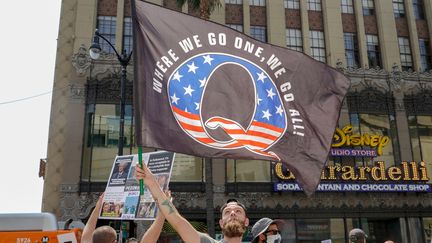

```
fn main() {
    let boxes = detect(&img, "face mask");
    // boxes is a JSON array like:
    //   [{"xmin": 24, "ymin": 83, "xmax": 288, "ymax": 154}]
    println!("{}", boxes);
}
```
[{"xmin": 266, "ymin": 233, "xmax": 281, "ymax": 243}]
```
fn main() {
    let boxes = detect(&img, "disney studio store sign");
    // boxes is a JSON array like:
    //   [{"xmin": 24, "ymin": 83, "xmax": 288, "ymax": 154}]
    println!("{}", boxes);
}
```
[{"xmin": 274, "ymin": 125, "xmax": 431, "ymax": 193}]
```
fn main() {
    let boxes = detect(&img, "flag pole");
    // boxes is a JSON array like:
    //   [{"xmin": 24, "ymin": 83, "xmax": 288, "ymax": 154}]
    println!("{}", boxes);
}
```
[
  {"xmin": 130, "ymin": 0, "xmax": 144, "ymax": 195},
  {"xmin": 138, "ymin": 146, "xmax": 144, "ymax": 195}
]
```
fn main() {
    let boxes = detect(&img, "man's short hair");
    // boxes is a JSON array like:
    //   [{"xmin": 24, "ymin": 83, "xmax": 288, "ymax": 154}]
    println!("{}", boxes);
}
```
[
  {"xmin": 127, "ymin": 237, "xmax": 138, "ymax": 243},
  {"xmin": 119, "ymin": 161, "xmax": 129, "ymax": 167},
  {"xmin": 93, "ymin": 225, "xmax": 117, "ymax": 243},
  {"xmin": 220, "ymin": 198, "xmax": 246, "ymax": 213},
  {"xmin": 349, "ymin": 228, "xmax": 367, "ymax": 243}
]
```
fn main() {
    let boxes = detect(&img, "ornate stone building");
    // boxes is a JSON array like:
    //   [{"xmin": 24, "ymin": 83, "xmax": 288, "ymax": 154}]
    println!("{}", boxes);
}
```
[{"xmin": 44, "ymin": 0, "xmax": 432, "ymax": 242}]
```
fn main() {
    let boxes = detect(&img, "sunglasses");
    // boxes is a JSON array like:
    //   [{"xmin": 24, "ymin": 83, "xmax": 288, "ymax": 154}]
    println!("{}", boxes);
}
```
[{"xmin": 265, "ymin": 230, "xmax": 280, "ymax": 235}]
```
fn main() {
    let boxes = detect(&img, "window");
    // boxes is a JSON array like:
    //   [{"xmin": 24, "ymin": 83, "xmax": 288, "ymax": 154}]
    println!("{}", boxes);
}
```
[
  {"xmin": 284, "ymin": 0, "xmax": 299, "ymax": 9},
  {"xmin": 227, "ymin": 24, "xmax": 243, "ymax": 32},
  {"xmin": 424, "ymin": 218, "xmax": 432, "ymax": 242},
  {"xmin": 295, "ymin": 219, "xmax": 344, "ymax": 242},
  {"xmin": 393, "ymin": 0, "xmax": 405, "ymax": 18},
  {"xmin": 341, "ymin": 0, "xmax": 354, "ymax": 14},
  {"xmin": 286, "ymin": 28, "xmax": 303, "ymax": 52},
  {"xmin": 122, "ymin": 17, "xmax": 132, "ymax": 54},
  {"xmin": 346, "ymin": 218, "xmax": 406, "ymax": 242},
  {"xmin": 362, "ymin": 0, "xmax": 375, "ymax": 15},
  {"xmin": 413, "ymin": 0, "xmax": 425, "ymax": 19},
  {"xmin": 349, "ymin": 113, "xmax": 399, "ymax": 167},
  {"xmin": 344, "ymin": 33, "xmax": 359, "ymax": 67},
  {"xmin": 408, "ymin": 115, "xmax": 432, "ymax": 183},
  {"xmin": 398, "ymin": 37, "xmax": 413, "ymax": 71},
  {"xmin": 82, "ymin": 104, "xmax": 133, "ymax": 182},
  {"xmin": 225, "ymin": 0, "xmax": 242, "ymax": 4},
  {"xmin": 250, "ymin": 26, "xmax": 267, "ymax": 42},
  {"xmin": 307, "ymin": 0, "xmax": 321, "ymax": 11},
  {"xmin": 170, "ymin": 154, "xmax": 204, "ymax": 182},
  {"xmin": 249, "ymin": 0, "xmax": 265, "ymax": 6},
  {"xmin": 309, "ymin": 30, "xmax": 326, "ymax": 62},
  {"xmin": 419, "ymin": 39, "xmax": 431, "ymax": 71},
  {"xmin": 81, "ymin": 103, "xmax": 204, "ymax": 183},
  {"xmin": 97, "ymin": 16, "xmax": 117, "ymax": 54},
  {"xmin": 227, "ymin": 159, "xmax": 271, "ymax": 182},
  {"xmin": 366, "ymin": 34, "xmax": 381, "ymax": 68}
]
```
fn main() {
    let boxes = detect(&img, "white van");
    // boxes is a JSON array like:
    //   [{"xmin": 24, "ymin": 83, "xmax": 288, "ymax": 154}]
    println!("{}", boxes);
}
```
[{"xmin": 0, "ymin": 212, "xmax": 82, "ymax": 243}]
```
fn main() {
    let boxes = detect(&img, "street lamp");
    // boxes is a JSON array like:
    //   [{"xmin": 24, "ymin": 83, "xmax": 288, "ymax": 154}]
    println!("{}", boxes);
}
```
[{"xmin": 90, "ymin": 29, "xmax": 132, "ymax": 156}]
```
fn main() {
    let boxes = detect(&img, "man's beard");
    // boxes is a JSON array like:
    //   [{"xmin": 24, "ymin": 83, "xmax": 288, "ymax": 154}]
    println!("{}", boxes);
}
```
[{"xmin": 221, "ymin": 219, "xmax": 247, "ymax": 238}]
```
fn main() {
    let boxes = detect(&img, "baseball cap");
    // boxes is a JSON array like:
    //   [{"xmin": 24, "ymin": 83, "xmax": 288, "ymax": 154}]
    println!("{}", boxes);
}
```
[
  {"xmin": 251, "ymin": 218, "xmax": 278, "ymax": 243},
  {"xmin": 349, "ymin": 228, "xmax": 367, "ymax": 242},
  {"xmin": 220, "ymin": 199, "xmax": 246, "ymax": 213}
]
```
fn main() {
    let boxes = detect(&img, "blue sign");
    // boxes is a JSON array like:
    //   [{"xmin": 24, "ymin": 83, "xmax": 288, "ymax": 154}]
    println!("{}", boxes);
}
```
[
  {"xmin": 274, "ymin": 182, "xmax": 432, "ymax": 192},
  {"xmin": 330, "ymin": 148, "xmax": 377, "ymax": 157}
]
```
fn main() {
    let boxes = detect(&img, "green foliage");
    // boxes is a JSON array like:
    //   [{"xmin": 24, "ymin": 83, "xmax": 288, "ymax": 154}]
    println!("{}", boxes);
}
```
[{"xmin": 176, "ymin": 0, "xmax": 222, "ymax": 19}]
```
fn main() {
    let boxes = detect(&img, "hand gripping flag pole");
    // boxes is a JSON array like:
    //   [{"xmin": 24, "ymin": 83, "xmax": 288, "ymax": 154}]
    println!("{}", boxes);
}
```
[{"xmin": 137, "ymin": 146, "xmax": 144, "ymax": 195}]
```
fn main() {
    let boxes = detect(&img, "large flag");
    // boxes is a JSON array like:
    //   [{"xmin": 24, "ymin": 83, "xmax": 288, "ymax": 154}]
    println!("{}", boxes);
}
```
[{"xmin": 132, "ymin": 0, "xmax": 350, "ymax": 195}]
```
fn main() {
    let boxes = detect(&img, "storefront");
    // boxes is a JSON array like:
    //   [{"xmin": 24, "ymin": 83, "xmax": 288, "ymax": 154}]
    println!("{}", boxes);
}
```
[{"xmin": 154, "ymin": 120, "xmax": 432, "ymax": 242}]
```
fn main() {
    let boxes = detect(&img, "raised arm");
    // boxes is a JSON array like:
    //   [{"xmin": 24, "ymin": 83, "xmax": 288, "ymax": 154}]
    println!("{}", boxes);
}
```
[
  {"xmin": 140, "ymin": 191, "xmax": 172, "ymax": 243},
  {"xmin": 135, "ymin": 165, "xmax": 200, "ymax": 243},
  {"xmin": 81, "ymin": 193, "xmax": 104, "ymax": 243}
]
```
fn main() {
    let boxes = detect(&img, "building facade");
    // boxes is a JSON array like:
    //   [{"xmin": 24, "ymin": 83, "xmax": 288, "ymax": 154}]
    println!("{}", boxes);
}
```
[{"xmin": 43, "ymin": 0, "xmax": 432, "ymax": 242}]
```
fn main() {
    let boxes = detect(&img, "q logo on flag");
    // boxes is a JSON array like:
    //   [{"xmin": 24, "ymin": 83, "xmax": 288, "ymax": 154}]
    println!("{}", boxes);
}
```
[{"xmin": 167, "ymin": 53, "xmax": 287, "ymax": 160}]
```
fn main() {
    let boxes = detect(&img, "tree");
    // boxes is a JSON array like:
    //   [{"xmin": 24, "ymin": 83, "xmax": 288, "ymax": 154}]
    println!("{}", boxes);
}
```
[{"xmin": 176, "ymin": 0, "xmax": 221, "ymax": 20}]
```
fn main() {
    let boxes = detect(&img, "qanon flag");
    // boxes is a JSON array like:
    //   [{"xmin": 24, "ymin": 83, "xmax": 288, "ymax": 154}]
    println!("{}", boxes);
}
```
[{"xmin": 132, "ymin": 1, "xmax": 350, "ymax": 195}]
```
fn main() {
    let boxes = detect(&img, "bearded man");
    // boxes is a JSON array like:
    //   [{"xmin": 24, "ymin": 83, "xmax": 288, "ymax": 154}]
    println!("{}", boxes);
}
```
[{"xmin": 135, "ymin": 164, "xmax": 249, "ymax": 243}]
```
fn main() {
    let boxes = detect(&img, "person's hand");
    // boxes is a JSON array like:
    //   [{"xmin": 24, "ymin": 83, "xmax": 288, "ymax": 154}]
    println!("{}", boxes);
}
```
[
  {"xmin": 96, "ymin": 192, "xmax": 105, "ymax": 208},
  {"xmin": 135, "ymin": 163, "xmax": 156, "ymax": 185}
]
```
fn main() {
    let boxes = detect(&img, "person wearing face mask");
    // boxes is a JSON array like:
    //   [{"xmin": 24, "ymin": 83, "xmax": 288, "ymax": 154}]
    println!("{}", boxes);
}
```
[{"xmin": 251, "ymin": 218, "xmax": 282, "ymax": 243}]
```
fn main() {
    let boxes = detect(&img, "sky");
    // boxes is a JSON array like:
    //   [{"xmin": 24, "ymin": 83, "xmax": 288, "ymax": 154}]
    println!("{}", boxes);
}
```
[{"xmin": 0, "ymin": 1, "xmax": 61, "ymax": 213}]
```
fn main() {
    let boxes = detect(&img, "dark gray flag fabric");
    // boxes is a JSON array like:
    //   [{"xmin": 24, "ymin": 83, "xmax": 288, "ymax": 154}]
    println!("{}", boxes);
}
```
[{"xmin": 132, "ymin": 0, "xmax": 350, "ymax": 195}]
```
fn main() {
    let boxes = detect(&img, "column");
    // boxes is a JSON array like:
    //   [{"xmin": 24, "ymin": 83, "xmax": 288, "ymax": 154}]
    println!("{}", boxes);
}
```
[
  {"xmin": 375, "ymin": 0, "xmax": 400, "ymax": 70},
  {"xmin": 405, "ymin": 0, "xmax": 421, "ymax": 71},
  {"xmin": 354, "ymin": 0, "xmax": 369, "ymax": 68},
  {"xmin": 421, "ymin": 0, "xmax": 432, "ymax": 72},
  {"xmin": 115, "ymin": 0, "xmax": 125, "ymax": 53},
  {"xmin": 74, "ymin": 0, "xmax": 98, "ymax": 51},
  {"xmin": 322, "ymin": 0, "xmax": 345, "ymax": 67},
  {"xmin": 243, "ymin": 0, "xmax": 250, "ymax": 35},
  {"xmin": 300, "ymin": 0, "xmax": 310, "ymax": 55},
  {"xmin": 266, "ymin": 0, "xmax": 286, "ymax": 46}
]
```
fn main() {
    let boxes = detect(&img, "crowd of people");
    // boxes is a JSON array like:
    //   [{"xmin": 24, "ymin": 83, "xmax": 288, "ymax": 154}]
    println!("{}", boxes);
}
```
[{"xmin": 81, "ymin": 162, "xmax": 394, "ymax": 243}]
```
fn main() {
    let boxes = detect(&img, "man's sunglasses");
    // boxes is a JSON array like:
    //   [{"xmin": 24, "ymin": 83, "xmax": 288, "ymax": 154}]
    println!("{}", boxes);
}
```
[{"xmin": 265, "ymin": 230, "xmax": 280, "ymax": 235}]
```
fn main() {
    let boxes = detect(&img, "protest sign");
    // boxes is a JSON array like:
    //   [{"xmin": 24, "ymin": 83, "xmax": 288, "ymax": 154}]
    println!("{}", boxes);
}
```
[{"xmin": 99, "ymin": 151, "xmax": 175, "ymax": 220}]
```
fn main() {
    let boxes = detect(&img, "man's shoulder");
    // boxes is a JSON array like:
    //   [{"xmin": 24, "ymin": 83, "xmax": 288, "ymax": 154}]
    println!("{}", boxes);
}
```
[{"xmin": 198, "ymin": 232, "xmax": 221, "ymax": 243}]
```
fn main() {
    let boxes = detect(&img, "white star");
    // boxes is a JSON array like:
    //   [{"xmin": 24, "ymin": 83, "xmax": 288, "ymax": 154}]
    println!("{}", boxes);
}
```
[
  {"xmin": 187, "ymin": 62, "xmax": 199, "ymax": 73},
  {"xmin": 195, "ymin": 102, "xmax": 200, "ymax": 110},
  {"xmin": 199, "ymin": 77, "xmax": 207, "ymax": 88},
  {"xmin": 257, "ymin": 95, "xmax": 263, "ymax": 105},
  {"xmin": 184, "ymin": 85, "xmax": 195, "ymax": 96},
  {"xmin": 185, "ymin": 107, "xmax": 189, "ymax": 113},
  {"xmin": 257, "ymin": 72, "xmax": 267, "ymax": 83},
  {"xmin": 262, "ymin": 109, "xmax": 272, "ymax": 120},
  {"xmin": 203, "ymin": 55, "xmax": 214, "ymax": 65},
  {"xmin": 276, "ymin": 105, "xmax": 284, "ymax": 116},
  {"xmin": 266, "ymin": 88, "xmax": 276, "ymax": 99},
  {"xmin": 171, "ymin": 93, "xmax": 180, "ymax": 104},
  {"xmin": 173, "ymin": 71, "xmax": 183, "ymax": 82}
]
